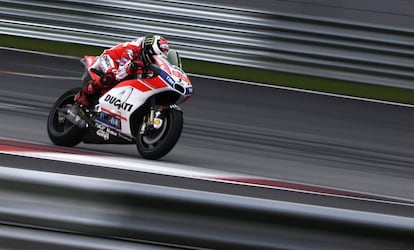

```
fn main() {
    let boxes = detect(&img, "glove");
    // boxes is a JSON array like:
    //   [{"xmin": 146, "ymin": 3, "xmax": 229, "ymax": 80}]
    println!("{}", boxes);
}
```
[
  {"xmin": 127, "ymin": 60, "xmax": 145, "ymax": 75},
  {"xmin": 101, "ymin": 71, "xmax": 115, "ymax": 86}
]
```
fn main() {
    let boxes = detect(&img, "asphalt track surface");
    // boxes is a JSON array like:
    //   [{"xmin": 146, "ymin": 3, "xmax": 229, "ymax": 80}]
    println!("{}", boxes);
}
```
[{"xmin": 1, "ymin": 48, "xmax": 414, "ymax": 217}]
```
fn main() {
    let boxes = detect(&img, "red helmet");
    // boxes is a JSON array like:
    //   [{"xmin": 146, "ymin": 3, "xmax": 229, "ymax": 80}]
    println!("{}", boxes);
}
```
[{"xmin": 143, "ymin": 35, "xmax": 170, "ymax": 63}]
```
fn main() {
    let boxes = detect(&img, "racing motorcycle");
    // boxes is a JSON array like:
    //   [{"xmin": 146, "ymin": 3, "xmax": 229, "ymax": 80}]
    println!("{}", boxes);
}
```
[{"xmin": 47, "ymin": 50, "xmax": 193, "ymax": 160}]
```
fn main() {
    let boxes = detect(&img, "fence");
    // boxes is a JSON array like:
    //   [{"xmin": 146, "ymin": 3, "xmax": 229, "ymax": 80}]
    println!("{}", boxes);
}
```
[
  {"xmin": 1, "ymin": 0, "xmax": 414, "ymax": 89},
  {"xmin": 1, "ymin": 166, "xmax": 414, "ymax": 249}
]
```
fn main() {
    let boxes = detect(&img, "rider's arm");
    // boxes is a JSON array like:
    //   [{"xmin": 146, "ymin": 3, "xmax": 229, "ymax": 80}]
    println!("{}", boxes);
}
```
[{"xmin": 115, "ymin": 47, "xmax": 144, "ymax": 81}]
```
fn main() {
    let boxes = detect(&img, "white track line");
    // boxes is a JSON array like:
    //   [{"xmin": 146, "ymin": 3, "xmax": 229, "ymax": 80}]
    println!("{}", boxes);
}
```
[
  {"xmin": 188, "ymin": 73, "xmax": 414, "ymax": 108},
  {"xmin": 0, "ymin": 70, "xmax": 79, "ymax": 80},
  {"xmin": 1, "ymin": 46, "xmax": 79, "ymax": 59}
]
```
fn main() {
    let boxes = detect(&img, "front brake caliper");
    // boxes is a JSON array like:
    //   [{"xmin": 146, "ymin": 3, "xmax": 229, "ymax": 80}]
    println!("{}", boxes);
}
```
[
  {"xmin": 140, "ymin": 107, "xmax": 164, "ymax": 134},
  {"xmin": 153, "ymin": 110, "xmax": 163, "ymax": 129}
]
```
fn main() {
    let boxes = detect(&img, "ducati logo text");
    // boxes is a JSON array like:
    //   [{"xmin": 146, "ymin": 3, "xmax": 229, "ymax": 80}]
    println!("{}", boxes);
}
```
[{"xmin": 104, "ymin": 95, "xmax": 134, "ymax": 112}]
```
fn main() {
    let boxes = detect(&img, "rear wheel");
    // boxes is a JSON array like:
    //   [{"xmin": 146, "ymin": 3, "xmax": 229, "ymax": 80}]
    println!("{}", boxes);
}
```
[
  {"xmin": 47, "ymin": 87, "xmax": 86, "ymax": 146},
  {"xmin": 136, "ymin": 108, "xmax": 183, "ymax": 160}
]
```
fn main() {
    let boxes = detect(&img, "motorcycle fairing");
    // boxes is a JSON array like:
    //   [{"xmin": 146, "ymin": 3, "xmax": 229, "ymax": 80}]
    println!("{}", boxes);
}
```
[
  {"xmin": 153, "ymin": 55, "xmax": 193, "ymax": 98},
  {"xmin": 97, "ymin": 84, "xmax": 168, "ymax": 137},
  {"xmin": 83, "ymin": 56, "xmax": 101, "ymax": 81}
]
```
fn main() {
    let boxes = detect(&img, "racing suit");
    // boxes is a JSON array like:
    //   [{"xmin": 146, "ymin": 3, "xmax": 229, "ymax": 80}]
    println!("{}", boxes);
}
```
[{"xmin": 74, "ymin": 37, "xmax": 147, "ymax": 107}]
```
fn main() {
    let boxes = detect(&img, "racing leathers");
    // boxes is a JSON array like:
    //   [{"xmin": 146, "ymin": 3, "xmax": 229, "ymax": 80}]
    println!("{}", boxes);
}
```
[{"xmin": 74, "ymin": 37, "xmax": 148, "ymax": 107}]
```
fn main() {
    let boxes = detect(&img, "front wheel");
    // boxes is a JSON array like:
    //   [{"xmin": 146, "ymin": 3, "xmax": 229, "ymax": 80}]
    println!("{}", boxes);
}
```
[
  {"xmin": 47, "ymin": 87, "xmax": 86, "ymax": 147},
  {"xmin": 136, "ymin": 108, "xmax": 183, "ymax": 160}
]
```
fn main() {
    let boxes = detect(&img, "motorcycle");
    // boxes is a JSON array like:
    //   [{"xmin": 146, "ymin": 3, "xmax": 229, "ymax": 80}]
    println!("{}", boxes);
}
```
[{"xmin": 47, "ymin": 50, "xmax": 193, "ymax": 160}]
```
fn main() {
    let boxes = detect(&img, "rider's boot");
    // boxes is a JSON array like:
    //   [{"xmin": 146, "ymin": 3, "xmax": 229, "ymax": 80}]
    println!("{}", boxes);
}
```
[
  {"xmin": 74, "ymin": 74, "xmax": 113, "ymax": 108},
  {"xmin": 74, "ymin": 79, "xmax": 100, "ymax": 107},
  {"xmin": 70, "ymin": 79, "xmax": 100, "ymax": 126}
]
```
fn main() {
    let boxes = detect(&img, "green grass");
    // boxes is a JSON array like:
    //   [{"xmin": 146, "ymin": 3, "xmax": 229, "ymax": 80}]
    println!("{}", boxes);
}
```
[
  {"xmin": 2, "ymin": 34, "xmax": 414, "ymax": 104},
  {"xmin": 1, "ymin": 34, "xmax": 104, "ymax": 56},
  {"xmin": 183, "ymin": 59, "xmax": 414, "ymax": 104}
]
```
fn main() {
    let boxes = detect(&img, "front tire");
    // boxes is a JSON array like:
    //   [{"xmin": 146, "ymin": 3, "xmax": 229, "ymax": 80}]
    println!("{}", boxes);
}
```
[
  {"xmin": 136, "ymin": 108, "xmax": 183, "ymax": 160},
  {"xmin": 47, "ymin": 87, "xmax": 86, "ymax": 147}
]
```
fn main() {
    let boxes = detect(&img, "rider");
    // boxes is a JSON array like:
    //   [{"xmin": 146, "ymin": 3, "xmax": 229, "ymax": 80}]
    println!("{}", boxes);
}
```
[{"xmin": 74, "ymin": 35, "xmax": 170, "ymax": 107}]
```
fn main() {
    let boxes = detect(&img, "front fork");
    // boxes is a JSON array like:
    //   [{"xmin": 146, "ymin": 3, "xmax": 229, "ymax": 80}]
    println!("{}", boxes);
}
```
[{"xmin": 140, "ymin": 106, "xmax": 164, "ymax": 135}]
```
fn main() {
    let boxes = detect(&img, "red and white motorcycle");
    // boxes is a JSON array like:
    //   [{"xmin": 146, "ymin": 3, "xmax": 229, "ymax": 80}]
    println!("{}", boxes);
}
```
[{"xmin": 47, "ymin": 50, "xmax": 193, "ymax": 159}]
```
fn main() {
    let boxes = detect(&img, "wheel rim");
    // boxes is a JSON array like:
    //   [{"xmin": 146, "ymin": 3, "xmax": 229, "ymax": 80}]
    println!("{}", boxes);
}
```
[
  {"xmin": 140, "ymin": 114, "xmax": 169, "ymax": 148},
  {"xmin": 51, "ymin": 96, "xmax": 76, "ymax": 133},
  {"xmin": 140, "ymin": 112, "xmax": 174, "ymax": 148}
]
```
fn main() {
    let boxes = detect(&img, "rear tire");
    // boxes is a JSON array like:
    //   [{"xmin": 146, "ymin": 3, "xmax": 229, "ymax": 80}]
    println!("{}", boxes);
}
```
[
  {"xmin": 47, "ymin": 87, "xmax": 86, "ymax": 147},
  {"xmin": 136, "ymin": 108, "xmax": 183, "ymax": 160}
]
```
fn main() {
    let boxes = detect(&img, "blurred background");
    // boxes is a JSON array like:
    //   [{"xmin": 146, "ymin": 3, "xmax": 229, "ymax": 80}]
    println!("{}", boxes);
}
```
[
  {"xmin": 1, "ymin": 1, "xmax": 414, "ymax": 249},
  {"xmin": 204, "ymin": 0, "xmax": 414, "ymax": 28},
  {"xmin": 2, "ymin": 0, "xmax": 414, "ymax": 93}
]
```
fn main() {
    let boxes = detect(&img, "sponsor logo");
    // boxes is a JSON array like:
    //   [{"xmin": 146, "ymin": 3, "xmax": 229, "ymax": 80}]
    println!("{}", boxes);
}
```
[
  {"xmin": 160, "ymin": 70, "xmax": 175, "ymax": 87},
  {"xmin": 166, "ymin": 75, "xmax": 175, "ymax": 85},
  {"xmin": 103, "ymin": 55, "xmax": 113, "ymax": 68},
  {"xmin": 104, "ymin": 95, "xmax": 134, "ymax": 112},
  {"xmin": 96, "ymin": 126, "xmax": 118, "ymax": 141},
  {"xmin": 145, "ymin": 37, "xmax": 154, "ymax": 46},
  {"xmin": 98, "ymin": 112, "xmax": 121, "ymax": 130},
  {"xmin": 96, "ymin": 123, "xmax": 106, "ymax": 130},
  {"xmin": 96, "ymin": 129, "xmax": 110, "ymax": 141}
]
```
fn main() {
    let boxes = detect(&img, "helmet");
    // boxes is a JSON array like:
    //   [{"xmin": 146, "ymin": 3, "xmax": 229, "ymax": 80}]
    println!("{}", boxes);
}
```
[{"xmin": 143, "ymin": 35, "xmax": 170, "ymax": 63}]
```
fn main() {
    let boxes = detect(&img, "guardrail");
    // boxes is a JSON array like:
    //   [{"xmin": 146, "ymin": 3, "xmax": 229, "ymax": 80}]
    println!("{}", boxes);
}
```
[
  {"xmin": 0, "ymin": 0, "xmax": 414, "ymax": 89},
  {"xmin": 1, "ymin": 166, "xmax": 414, "ymax": 249}
]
